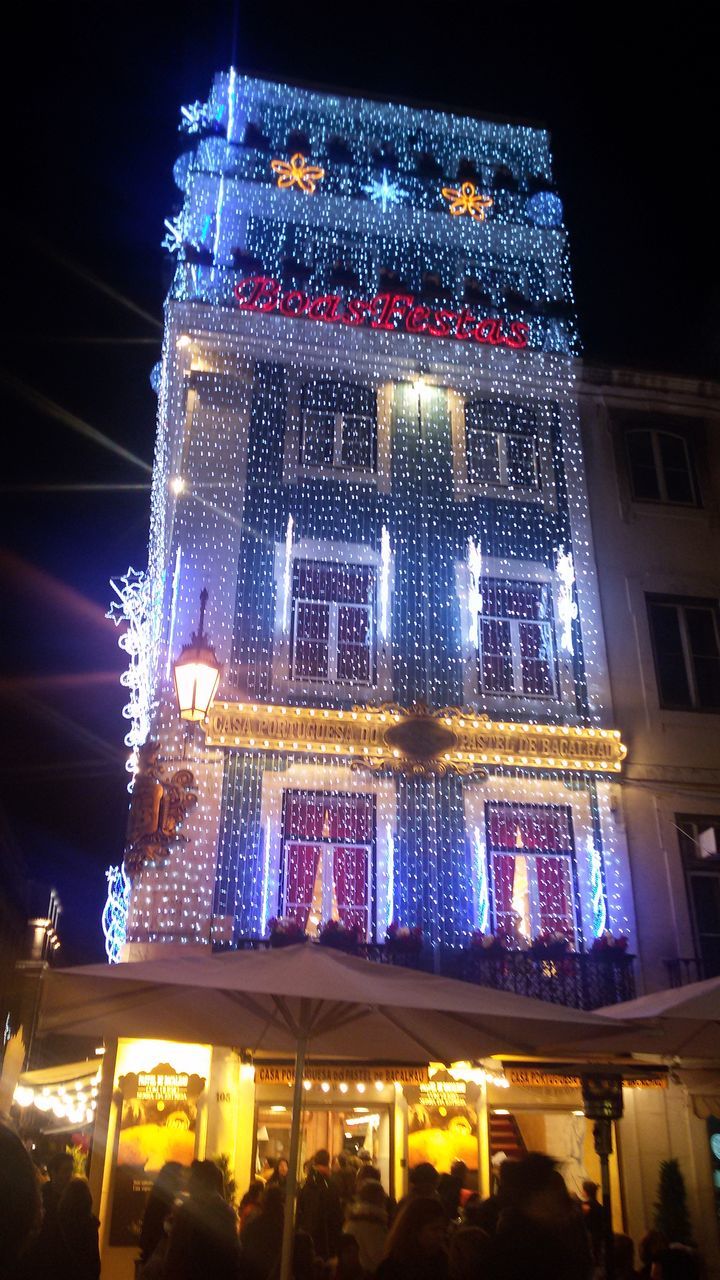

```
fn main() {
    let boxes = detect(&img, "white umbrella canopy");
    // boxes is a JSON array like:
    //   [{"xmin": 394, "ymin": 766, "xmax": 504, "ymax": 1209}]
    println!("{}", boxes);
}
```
[
  {"xmin": 595, "ymin": 972, "xmax": 720, "ymax": 1057},
  {"xmin": 39, "ymin": 942, "xmax": 622, "ymax": 1059},
  {"xmin": 40, "ymin": 944, "xmax": 625, "ymax": 1280}
]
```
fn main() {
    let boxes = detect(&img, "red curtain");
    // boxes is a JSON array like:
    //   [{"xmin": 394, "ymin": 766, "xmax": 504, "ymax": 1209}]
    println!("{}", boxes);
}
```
[
  {"xmin": 486, "ymin": 803, "xmax": 572, "ymax": 852},
  {"xmin": 283, "ymin": 843, "xmax": 321, "ymax": 928},
  {"xmin": 333, "ymin": 846, "xmax": 369, "ymax": 935}
]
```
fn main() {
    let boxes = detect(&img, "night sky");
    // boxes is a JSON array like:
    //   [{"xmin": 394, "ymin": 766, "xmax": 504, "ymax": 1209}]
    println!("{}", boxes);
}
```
[{"xmin": 1, "ymin": 4, "xmax": 712, "ymax": 964}]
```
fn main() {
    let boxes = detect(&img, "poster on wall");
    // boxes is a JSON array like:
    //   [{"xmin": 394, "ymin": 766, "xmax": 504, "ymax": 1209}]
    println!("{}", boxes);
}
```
[
  {"xmin": 405, "ymin": 1069, "xmax": 479, "ymax": 1174},
  {"xmin": 109, "ymin": 1056, "xmax": 207, "ymax": 1247}
]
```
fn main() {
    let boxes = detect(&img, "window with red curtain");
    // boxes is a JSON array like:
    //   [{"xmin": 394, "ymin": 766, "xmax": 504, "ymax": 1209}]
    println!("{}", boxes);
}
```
[
  {"xmin": 290, "ymin": 560, "xmax": 376, "ymax": 685},
  {"xmin": 281, "ymin": 791, "xmax": 375, "ymax": 937},
  {"xmin": 486, "ymin": 802, "xmax": 576, "ymax": 946}
]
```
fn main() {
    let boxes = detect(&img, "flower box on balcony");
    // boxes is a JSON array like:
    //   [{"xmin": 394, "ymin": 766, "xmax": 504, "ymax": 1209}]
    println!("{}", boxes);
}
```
[
  {"xmin": 267, "ymin": 917, "xmax": 307, "ymax": 948},
  {"xmin": 318, "ymin": 919, "xmax": 362, "ymax": 952},
  {"xmin": 385, "ymin": 923, "xmax": 424, "ymax": 954}
]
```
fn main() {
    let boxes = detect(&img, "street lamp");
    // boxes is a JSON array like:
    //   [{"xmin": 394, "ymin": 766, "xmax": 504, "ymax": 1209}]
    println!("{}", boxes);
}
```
[{"xmin": 173, "ymin": 587, "xmax": 221, "ymax": 722}]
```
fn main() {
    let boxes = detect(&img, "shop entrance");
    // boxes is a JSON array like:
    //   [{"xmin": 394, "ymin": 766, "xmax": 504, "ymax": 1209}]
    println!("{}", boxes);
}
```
[{"xmin": 255, "ymin": 1101, "xmax": 393, "ymax": 1191}]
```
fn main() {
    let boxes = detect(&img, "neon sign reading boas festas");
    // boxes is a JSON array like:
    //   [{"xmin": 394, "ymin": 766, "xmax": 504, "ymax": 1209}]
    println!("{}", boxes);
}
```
[{"xmin": 234, "ymin": 276, "xmax": 530, "ymax": 350}]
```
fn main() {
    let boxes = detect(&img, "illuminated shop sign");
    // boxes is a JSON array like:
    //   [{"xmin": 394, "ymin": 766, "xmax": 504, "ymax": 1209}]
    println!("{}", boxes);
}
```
[
  {"xmin": 234, "ymin": 276, "xmax": 530, "ymax": 350},
  {"xmin": 256, "ymin": 1064, "xmax": 428, "ymax": 1086},
  {"xmin": 505, "ymin": 1068, "xmax": 666, "ymax": 1090},
  {"xmin": 205, "ymin": 701, "xmax": 627, "ymax": 776}
]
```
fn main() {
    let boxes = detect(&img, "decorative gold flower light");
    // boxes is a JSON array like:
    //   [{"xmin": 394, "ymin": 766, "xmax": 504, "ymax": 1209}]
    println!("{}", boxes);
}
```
[
  {"xmin": 270, "ymin": 153, "xmax": 325, "ymax": 194},
  {"xmin": 441, "ymin": 181, "xmax": 494, "ymax": 220}
]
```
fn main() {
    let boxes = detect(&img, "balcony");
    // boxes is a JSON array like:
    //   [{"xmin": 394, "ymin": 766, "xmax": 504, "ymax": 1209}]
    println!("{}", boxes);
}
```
[
  {"xmin": 664, "ymin": 957, "xmax": 719, "ymax": 988},
  {"xmin": 222, "ymin": 938, "xmax": 635, "ymax": 1010}
]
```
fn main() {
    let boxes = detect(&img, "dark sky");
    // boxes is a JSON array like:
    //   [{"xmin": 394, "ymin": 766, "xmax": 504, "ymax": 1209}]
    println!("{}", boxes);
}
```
[{"xmin": 0, "ymin": 3, "xmax": 712, "ymax": 964}]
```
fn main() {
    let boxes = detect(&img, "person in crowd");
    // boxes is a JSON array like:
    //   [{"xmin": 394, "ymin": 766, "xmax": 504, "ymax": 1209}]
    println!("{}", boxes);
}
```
[
  {"xmin": 241, "ymin": 1182, "xmax": 285, "ymax": 1279},
  {"xmin": 355, "ymin": 1164, "xmax": 381, "ymax": 1190},
  {"xmin": 448, "ymin": 1225, "xmax": 491, "ymax": 1280},
  {"xmin": 394, "ymin": 1160, "xmax": 440, "ymax": 1218},
  {"xmin": 297, "ymin": 1149, "xmax": 343, "ymax": 1262},
  {"xmin": 331, "ymin": 1153, "xmax": 357, "ymax": 1214},
  {"xmin": 344, "ymin": 1177, "xmax": 389, "ymax": 1273},
  {"xmin": 0, "ymin": 1122, "xmax": 42, "ymax": 1279},
  {"xmin": 334, "ymin": 1233, "xmax": 366, "ymax": 1280},
  {"xmin": 375, "ymin": 1196, "xmax": 449, "ymax": 1280},
  {"xmin": 439, "ymin": 1161, "xmax": 469, "ymax": 1221},
  {"xmin": 614, "ymin": 1233, "xmax": 640, "ymax": 1280},
  {"xmin": 259, "ymin": 1157, "xmax": 277, "ymax": 1183},
  {"xmin": 139, "ymin": 1162, "xmax": 185, "ymax": 1266},
  {"xmin": 238, "ymin": 1181, "xmax": 266, "ymax": 1233},
  {"xmin": 639, "ymin": 1231, "xmax": 669, "ymax": 1280},
  {"xmin": 486, "ymin": 1152, "xmax": 592, "ymax": 1280},
  {"xmin": 268, "ymin": 1158, "xmax": 289, "ymax": 1191},
  {"xmin": 356, "ymin": 1151, "xmax": 372, "ymax": 1168},
  {"xmin": 290, "ymin": 1229, "xmax": 324, "ymax": 1280},
  {"xmin": 163, "ymin": 1158, "xmax": 240, "ymax": 1280},
  {"xmin": 41, "ymin": 1151, "xmax": 75, "ymax": 1232},
  {"xmin": 582, "ymin": 1179, "xmax": 605, "ymax": 1264},
  {"xmin": 52, "ymin": 1177, "xmax": 101, "ymax": 1280}
]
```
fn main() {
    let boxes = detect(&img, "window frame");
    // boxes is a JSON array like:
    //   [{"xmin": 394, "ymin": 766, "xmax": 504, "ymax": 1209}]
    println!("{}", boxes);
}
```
[
  {"xmin": 485, "ymin": 800, "xmax": 580, "ymax": 949},
  {"xmin": 624, "ymin": 426, "xmax": 699, "ymax": 507},
  {"xmin": 289, "ymin": 576, "xmax": 375, "ymax": 687},
  {"xmin": 283, "ymin": 375, "xmax": 391, "ymax": 491},
  {"xmin": 272, "ymin": 537, "xmax": 392, "ymax": 701},
  {"xmin": 647, "ymin": 594, "xmax": 720, "ymax": 712},
  {"xmin": 449, "ymin": 391, "xmax": 557, "ymax": 509},
  {"xmin": 300, "ymin": 406, "xmax": 378, "ymax": 473},
  {"xmin": 478, "ymin": 577, "xmax": 558, "ymax": 700}
]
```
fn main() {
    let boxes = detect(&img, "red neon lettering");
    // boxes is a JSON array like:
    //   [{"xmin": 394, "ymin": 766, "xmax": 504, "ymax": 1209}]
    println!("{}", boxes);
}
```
[
  {"xmin": 234, "ymin": 276, "xmax": 279, "ymax": 312},
  {"xmin": 307, "ymin": 294, "xmax": 341, "ymax": 321},
  {"xmin": 428, "ymin": 309, "xmax": 456, "ymax": 338},
  {"xmin": 406, "ymin": 304, "xmax": 431, "ymax": 334},
  {"xmin": 454, "ymin": 309, "xmax": 477, "ymax": 340},
  {"xmin": 370, "ymin": 294, "xmax": 413, "ymax": 331},
  {"xmin": 472, "ymin": 318, "xmax": 497, "ymax": 344},
  {"xmin": 507, "ymin": 321, "xmax": 530, "ymax": 349},
  {"xmin": 232, "ymin": 277, "xmax": 528, "ymax": 352},
  {"xmin": 279, "ymin": 290, "xmax": 308, "ymax": 316},
  {"xmin": 340, "ymin": 297, "xmax": 369, "ymax": 326}
]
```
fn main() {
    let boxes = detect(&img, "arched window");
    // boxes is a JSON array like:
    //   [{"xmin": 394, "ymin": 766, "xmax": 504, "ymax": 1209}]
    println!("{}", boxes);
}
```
[
  {"xmin": 301, "ymin": 380, "xmax": 377, "ymax": 472},
  {"xmin": 625, "ymin": 428, "xmax": 697, "ymax": 505}
]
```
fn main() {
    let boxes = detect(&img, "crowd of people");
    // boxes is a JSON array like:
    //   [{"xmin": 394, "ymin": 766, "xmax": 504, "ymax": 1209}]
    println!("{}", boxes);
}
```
[{"xmin": 0, "ymin": 1120, "xmax": 704, "ymax": 1280}]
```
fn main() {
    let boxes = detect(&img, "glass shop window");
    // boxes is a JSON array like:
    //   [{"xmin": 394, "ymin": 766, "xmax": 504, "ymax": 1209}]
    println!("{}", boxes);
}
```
[
  {"xmin": 465, "ymin": 400, "xmax": 540, "ymax": 491},
  {"xmin": 677, "ymin": 815, "xmax": 720, "ymax": 978},
  {"xmin": 290, "ymin": 559, "xmax": 376, "ymax": 686},
  {"xmin": 479, "ymin": 578, "xmax": 557, "ymax": 698},
  {"xmin": 486, "ymin": 801, "xmax": 577, "ymax": 947},
  {"xmin": 647, "ymin": 596, "xmax": 720, "ymax": 711},
  {"xmin": 625, "ymin": 428, "xmax": 698, "ymax": 506},
  {"xmin": 280, "ymin": 790, "xmax": 375, "ymax": 938},
  {"xmin": 300, "ymin": 381, "xmax": 377, "ymax": 472}
]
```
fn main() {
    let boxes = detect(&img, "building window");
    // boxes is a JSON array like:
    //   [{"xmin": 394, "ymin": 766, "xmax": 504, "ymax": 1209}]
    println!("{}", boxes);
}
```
[
  {"xmin": 625, "ymin": 428, "xmax": 697, "ymax": 505},
  {"xmin": 647, "ymin": 596, "xmax": 720, "ymax": 711},
  {"xmin": 290, "ymin": 560, "xmax": 376, "ymax": 685},
  {"xmin": 465, "ymin": 400, "xmax": 540, "ymax": 490},
  {"xmin": 676, "ymin": 815, "xmax": 720, "ymax": 978},
  {"xmin": 301, "ymin": 380, "xmax": 377, "ymax": 472},
  {"xmin": 280, "ymin": 790, "xmax": 375, "ymax": 939},
  {"xmin": 479, "ymin": 578, "xmax": 556, "ymax": 697},
  {"xmin": 486, "ymin": 802, "xmax": 577, "ymax": 947}
]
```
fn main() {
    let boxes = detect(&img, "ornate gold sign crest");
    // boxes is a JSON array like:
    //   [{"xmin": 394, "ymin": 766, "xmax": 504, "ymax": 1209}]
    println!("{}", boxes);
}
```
[{"xmin": 125, "ymin": 742, "xmax": 198, "ymax": 876}]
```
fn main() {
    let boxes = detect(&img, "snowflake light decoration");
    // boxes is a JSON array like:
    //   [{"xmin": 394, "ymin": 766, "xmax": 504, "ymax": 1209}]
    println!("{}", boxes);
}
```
[
  {"xmin": 179, "ymin": 100, "xmax": 210, "ymax": 134},
  {"xmin": 107, "ymin": 568, "xmax": 158, "ymax": 785},
  {"xmin": 161, "ymin": 215, "xmax": 184, "ymax": 254},
  {"xmin": 362, "ymin": 172, "xmax": 408, "ymax": 213},
  {"xmin": 555, "ymin": 545, "xmax": 579, "ymax": 654},
  {"xmin": 587, "ymin": 836, "xmax": 607, "ymax": 937},
  {"xmin": 270, "ymin": 153, "xmax": 325, "ymax": 194},
  {"xmin": 441, "ymin": 181, "xmax": 494, "ymax": 221},
  {"xmin": 102, "ymin": 864, "xmax": 130, "ymax": 963}
]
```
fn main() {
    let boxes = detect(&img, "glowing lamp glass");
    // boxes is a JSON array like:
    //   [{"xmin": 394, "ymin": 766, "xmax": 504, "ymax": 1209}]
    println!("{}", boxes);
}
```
[{"xmin": 173, "ymin": 643, "xmax": 220, "ymax": 722}]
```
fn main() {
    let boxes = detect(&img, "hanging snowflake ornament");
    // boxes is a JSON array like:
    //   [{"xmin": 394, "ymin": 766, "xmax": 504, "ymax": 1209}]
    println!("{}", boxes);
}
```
[
  {"xmin": 102, "ymin": 864, "xmax": 131, "ymax": 964},
  {"xmin": 179, "ymin": 100, "xmax": 210, "ymax": 134},
  {"xmin": 362, "ymin": 172, "xmax": 408, "ymax": 213},
  {"xmin": 441, "ymin": 181, "xmax": 494, "ymax": 221},
  {"xmin": 161, "ymin": 215, "xmax": 184, "ymax": 254},
  {"xmin": 270, "ymin": 153, "xmax": 325, "ymax": 194}
]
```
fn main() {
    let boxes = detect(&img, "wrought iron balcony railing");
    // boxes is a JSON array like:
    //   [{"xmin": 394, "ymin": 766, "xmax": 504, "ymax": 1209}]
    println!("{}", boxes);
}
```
[{"xmin": 219, "ymin": 937, "xmax": 635, "ymax": 1011}]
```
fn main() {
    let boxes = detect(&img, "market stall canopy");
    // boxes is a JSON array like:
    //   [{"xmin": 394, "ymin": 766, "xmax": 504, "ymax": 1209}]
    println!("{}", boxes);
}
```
[
  {"xmin": 595, "ymin": 973, "xmax": 720, "ymax": 1058},
  {"xmin": 39, "ymin": 943, "xmax": 624, "ymax": 1060}
]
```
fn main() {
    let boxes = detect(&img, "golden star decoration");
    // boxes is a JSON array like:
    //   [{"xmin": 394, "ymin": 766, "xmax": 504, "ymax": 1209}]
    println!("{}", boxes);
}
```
[
  {"xmin": 270, "ymin": 153, "xmax": 325, "ymax": 194},
  {"xmin": 441, "ymin": 181, "xmax": 494, "ymax": 221}
]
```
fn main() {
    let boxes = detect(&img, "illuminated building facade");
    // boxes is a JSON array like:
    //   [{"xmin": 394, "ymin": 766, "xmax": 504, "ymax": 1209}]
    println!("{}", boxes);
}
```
[{"xmin": 115, "ymin": 70, "xmax": 635, "ymax": 968}]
